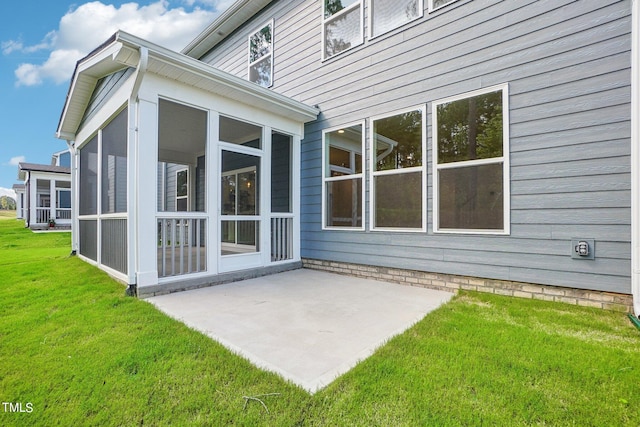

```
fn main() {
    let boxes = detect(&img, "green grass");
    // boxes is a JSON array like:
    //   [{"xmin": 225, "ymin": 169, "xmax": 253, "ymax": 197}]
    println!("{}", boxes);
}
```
[{"xmin": 1, "ymin": 217, "xmax": 639, "ymax": 426}]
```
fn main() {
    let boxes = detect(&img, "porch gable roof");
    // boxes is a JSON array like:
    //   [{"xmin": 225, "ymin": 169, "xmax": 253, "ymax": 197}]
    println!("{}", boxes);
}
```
[
  {"xmin": 56, "ymin": 30, "xmax": 319, "ymax": 141},
  {"xmin": 18, "ymin": 162, "xmax": 71, "ymax": 181}
]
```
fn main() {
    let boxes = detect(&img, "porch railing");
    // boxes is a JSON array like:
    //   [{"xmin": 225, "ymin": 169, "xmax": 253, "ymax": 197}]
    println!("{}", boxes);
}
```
[
  {"xmin": 157, "ymin": 216, "xmax": 207, "ymax": 278},
  {"xmin": 36, "ymin": 208, "xmax": 51, "ymax": 224},
  {"xmin": 271, "ymin": 216, "xmax": 293, "ymax": 262},
  {"xmin": 56, "ymin": 208, "xmax": 72, "ymax": 220}
]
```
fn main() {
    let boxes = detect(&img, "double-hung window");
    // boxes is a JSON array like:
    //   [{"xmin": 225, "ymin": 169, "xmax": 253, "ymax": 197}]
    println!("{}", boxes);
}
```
[
  {"xmin": 248, "ymin": 20, "xmax": 273, "ymax": 87},
  {"xmin": 371, "ymin": 107, "xmax": 426, "ymax": 231},
  {"xmin": 433, "ymin": 84, "xmax": 510, "ymax": 234},
  {"xmin": 323, "ymin": 0, "xmax": 363, "ymax": 59},
  {"xmin": 323, "ymin": 123, "xmax": 365, "ymax": 229},
  {"xmin": 369, "ymin": 0, "xmax": 423, "ymax": 38}
]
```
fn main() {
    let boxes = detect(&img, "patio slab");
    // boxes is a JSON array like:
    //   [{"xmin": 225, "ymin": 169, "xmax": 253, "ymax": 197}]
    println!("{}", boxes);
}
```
[{"xmin": 147, "ymin": 269, "xmax": 453, "ymax": 393}]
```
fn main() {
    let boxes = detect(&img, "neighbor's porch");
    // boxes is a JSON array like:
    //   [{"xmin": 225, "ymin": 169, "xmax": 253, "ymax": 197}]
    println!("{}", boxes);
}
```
[{"xmin": 21, "ymin": 170, "xmax": 71, "ymax": 230}]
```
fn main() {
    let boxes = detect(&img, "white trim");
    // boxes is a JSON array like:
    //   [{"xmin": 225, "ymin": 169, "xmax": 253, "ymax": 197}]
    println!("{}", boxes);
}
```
[
  {"xmin": 432, "ymin": 83, "xmax": 510, "ymax": 235},
  {"xmin": 369, "ymin": 105, "xmax": 427, "ymax": 232},
  {"xmin": 321, "ymin": 0, "xmax": 364, "ymax": 61},
  {"xmin": 368, "ymin": 0, "xmax": 424, "ymax": 40},
  {"xmin": 247, "ymin": 19, "xmax": 274, "ymax": 88},
  {"xmin": 322, "ymin": 120, "xmax": 366, "ymax": 230},
  {"xmin": 631, "ymin": 0, "xmax": 640, "ymax": 316}
]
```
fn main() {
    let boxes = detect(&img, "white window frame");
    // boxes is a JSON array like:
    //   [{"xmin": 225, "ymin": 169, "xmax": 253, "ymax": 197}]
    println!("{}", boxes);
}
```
[
  {"xmin": 369, "ymin": 105, "xmax": 427, "ymax": 232},
  {"xmin": 175, "ymin": 168, "xmax": 189, "ymax": 212},
  {"xmin": 322, "ymin": 0, "xmax": 364, "ymax": 61},
  {"xmin": 428, "ymin": 0, "xmax": 462, "ymax": 13},
  {"xmin": 247, "ymin": 19, "xmax": 274, "ymax": 88},
  {"xmin": 432, "ymin": 83, "xmax": 510, "ymax": 235},
  {"xmin": 368, "ymin": 0, "xmax": 424, "ymax": 39},
  {"xmin": 322, "ymin": 120, "xmax": 366, "ymax": 230},
  {"xmin": 56, "ymin": 188, "xmax": 72, "ymax": 209}
]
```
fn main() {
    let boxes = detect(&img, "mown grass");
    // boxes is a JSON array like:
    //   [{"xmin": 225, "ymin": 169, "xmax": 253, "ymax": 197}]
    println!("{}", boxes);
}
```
[{"xmin": 0, "ymin": 216, "xmax": 639, "ymax": 426}]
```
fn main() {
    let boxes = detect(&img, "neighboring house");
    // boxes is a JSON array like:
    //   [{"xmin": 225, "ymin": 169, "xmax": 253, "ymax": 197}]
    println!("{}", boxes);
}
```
[
  {"xmin": 13, "ymin": 184, "xmax": 25, "ymax": 220},
  {"xmin": 56, "ymin": 0, "xmax": 640, "ymax": 318},
  {"xmin": 17, "ymin": 150, "xmax": 72, "ymax": 230}
]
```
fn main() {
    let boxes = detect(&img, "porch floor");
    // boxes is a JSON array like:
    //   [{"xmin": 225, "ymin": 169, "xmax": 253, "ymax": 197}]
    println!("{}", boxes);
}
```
[{"xmin": 147, "ymin": 269, "xmax": 453, "ymax": 393}]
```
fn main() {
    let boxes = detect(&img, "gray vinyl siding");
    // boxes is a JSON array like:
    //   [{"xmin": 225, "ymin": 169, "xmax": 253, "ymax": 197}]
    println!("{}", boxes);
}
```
[
  {"xmin": 199, "ymin": 0, "xmax": 631, "ymax": 293},
  {"xmin": 161, "ymin": 163, "xmax": 181, "ymax": 211},
  {"xmin": 80, "ymin": 68, "xmax": 134, "ymax": 129}
]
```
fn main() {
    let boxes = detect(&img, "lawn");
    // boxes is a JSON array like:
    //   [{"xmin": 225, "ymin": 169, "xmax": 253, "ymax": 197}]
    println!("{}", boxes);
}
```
[{"xmin": 1, "ymin": 216, "xmax": 639, "ymax": 426}]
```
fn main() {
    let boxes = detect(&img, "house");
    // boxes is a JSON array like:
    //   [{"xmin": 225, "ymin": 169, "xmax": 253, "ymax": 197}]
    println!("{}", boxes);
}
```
[
  {"xmin": 56, "ymin": 0, "xmax": 640, "ymax": 318},
  {"xmin": 16, "ymin": 150, "xmax": 72, "ymax": 230},
  {"xmin": 13, "ymin": 183, "xmax": 25, "ymax": 220}
]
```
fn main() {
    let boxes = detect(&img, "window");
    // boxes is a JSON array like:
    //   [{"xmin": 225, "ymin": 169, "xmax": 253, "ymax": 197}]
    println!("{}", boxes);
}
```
[
  {"xmin": 248, "ymin": 21, "xmax": 273, "ymax": 87},
  {"xmin": 219, "ymin": 115, "xmax": 262, "ymax": 149},
  {"xmin": 101, "ymin": 108, "xmax": 127, "ymax": 214},
  {"xmin": 433, "ymin": 84, "xmax": 510, "ymax": 233},
  {"xmin": 271, "ymin": 131, "xmax": 293, "ymax": 213},
  {"xmin": 58, "ymin": 152, "xmax": 71, "ymax": 167},
  {"xmin": 369, "ymin": 0, "xmax": 422, "ymax": 38},
  {"xmin": 176, "ymin": 169, "xmax": 188, "ymax": 211},
  {"xmin": 158, "ymin": 99, "xmax": 207, "ymax": 213},
  {"xmin": 57, "ymin": 190, "xmax": 71, "ymax": 209},
  {"xmin": 79, "ymin": 135, "xmax": 98, "ymax": 216},
  {"xmin": 323, "ymin": 122, "xmax": 364, "ymax": 229},
  {"xmin": 429, "ymin": 0, "xmax": 459, "ymax": 12},
  {"xmin": 323, "ymin": 0, "xmax": 363, "ymax": 59},
  {"xmin": 371, "ymin": 107, "xmax": 425, "ymax": 230}
]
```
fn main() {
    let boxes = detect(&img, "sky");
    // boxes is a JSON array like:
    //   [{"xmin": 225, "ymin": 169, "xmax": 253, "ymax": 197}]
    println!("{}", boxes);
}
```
[{"xmin": 0, "ymin": 0, "xmax": 235, "ymax": 201}]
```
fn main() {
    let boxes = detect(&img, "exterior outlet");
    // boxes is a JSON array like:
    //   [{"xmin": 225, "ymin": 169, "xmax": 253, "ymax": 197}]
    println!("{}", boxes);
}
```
[{"xmin": 571, "ymin": 239, "xmax": 595, "ymax": 260}]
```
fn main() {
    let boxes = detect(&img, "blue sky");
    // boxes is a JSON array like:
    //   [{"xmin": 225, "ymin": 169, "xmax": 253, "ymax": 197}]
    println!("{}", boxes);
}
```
[{"xmin": 0, "ymin": 0, "xmax": 233, "ymax": 200}]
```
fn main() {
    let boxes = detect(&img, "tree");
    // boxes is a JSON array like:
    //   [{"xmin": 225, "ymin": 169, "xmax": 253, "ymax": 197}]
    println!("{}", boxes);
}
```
[{"xmin": 0, "ymin": 196, "xmax": 16, "ymax": 210}]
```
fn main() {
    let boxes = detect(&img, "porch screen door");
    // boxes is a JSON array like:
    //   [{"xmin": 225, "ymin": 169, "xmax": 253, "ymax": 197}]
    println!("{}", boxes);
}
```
[{"xmin": 219, "ymin": 149, "xmax": 262, "ymax": 272}]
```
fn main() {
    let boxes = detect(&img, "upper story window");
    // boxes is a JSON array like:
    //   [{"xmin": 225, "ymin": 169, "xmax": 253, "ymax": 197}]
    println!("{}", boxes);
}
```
[
  {"xmin": 248, "ymin": 20, "xmax": 273, "ymax": 87},
  {"xmin": 432, "ymin": 84, "xmax": 510, "ymax": 234},
  {"xmin": 429, "ymin": 0, "xmax": 459, "ymax": 12},
  {"xmin": 369, "ymin": 0, "xmax": 423, "ymax": 38},
  {"xmin": 58, "ymin": 151, "xmax": 71, "ymax": 167},
  {"xmin": 370, "ymin": 107, "xmax": 426, "ymax": 231},
  {"xmin": 323, "ymin": 0, "xmax": 363, "ymax": 59}
]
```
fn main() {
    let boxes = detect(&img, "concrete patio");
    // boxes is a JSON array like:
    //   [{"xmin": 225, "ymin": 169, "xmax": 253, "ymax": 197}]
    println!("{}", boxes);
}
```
[{"xmin": 147, "ymin": 269, "xmax": 453, "ymax": 393}]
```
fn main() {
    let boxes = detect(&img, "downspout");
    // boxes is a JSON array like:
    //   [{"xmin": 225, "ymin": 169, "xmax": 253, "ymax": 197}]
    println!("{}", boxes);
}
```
[
  {"xmin": 126, "ymin": 45, "xmax": 148, "ymax": 297},
  {"xmin": 631, "ymin": 0, "xmax": 640, "ymax": 318},
  {"xmin": 65, "ymin": 140, "xmax": 78, "ymax": 256},
  {"xmin": 25, "ymin": 171, "xmax": 30, "ymax": 228}
]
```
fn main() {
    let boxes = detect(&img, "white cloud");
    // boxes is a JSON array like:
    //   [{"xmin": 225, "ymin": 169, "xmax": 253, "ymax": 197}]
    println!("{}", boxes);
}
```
[
  {"xmin": 9, "ymin": 0, "xmax": 220, "ymax": 87},
  {"xmin": 8, "ymin": 156, "xmax": 26, "ymax": 166},
  {"xmin": 2, "ymin": 40, "xmax": 24, "ymax": 55},
  {"xmin": 0, "ymin": 187, "xmax": 17, "ymax": 200}
]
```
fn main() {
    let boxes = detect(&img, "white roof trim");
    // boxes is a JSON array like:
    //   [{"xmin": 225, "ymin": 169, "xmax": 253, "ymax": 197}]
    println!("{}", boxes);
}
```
[
  {"xmin": 182, "ymin": 0, "xmax": 272, "ymax": 59},
  {"xmin": 57, "ymin": 30, "xmax": 318, "ymax": 140}
]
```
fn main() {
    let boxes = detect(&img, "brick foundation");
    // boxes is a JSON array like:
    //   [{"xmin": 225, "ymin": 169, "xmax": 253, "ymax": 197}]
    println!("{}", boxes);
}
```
[{"xmin": 302, "ymin": 258, "xmax": 633, "ymax": 313}]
